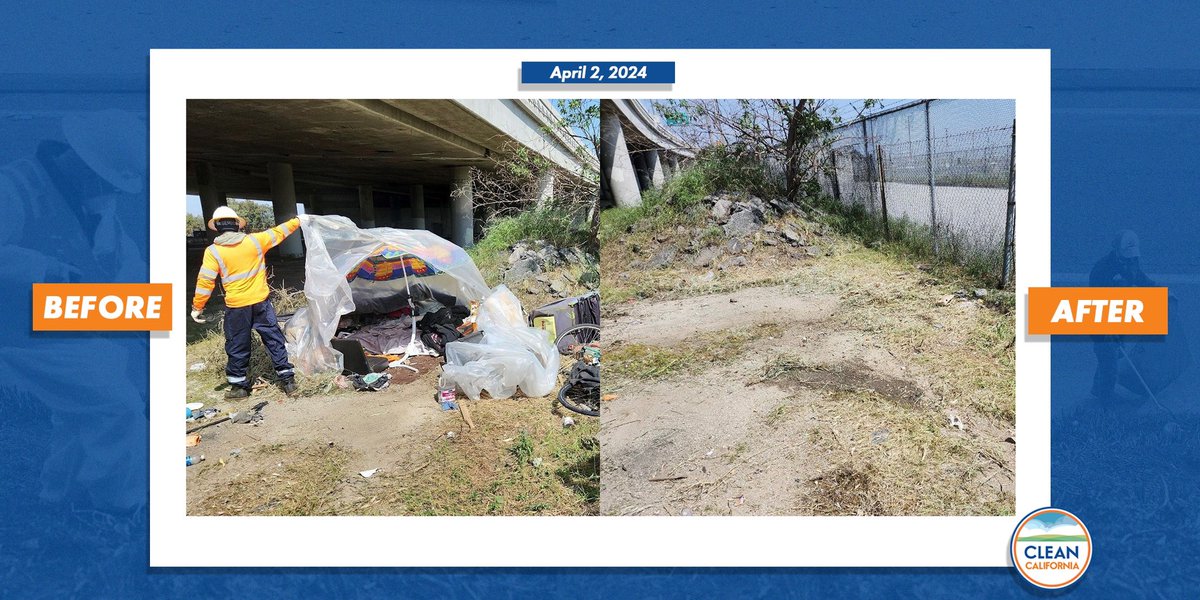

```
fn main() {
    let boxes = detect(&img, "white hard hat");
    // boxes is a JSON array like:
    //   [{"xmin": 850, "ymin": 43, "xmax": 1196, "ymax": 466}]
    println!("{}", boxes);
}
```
[
  {"xmin": 1113, "ymin": 230, "xmax": 1140, "ymax": 259},
  {"xmin": 62, "ymin": 110, "xmax": 148, "ymax": 195},
  {"xmin": 207, "ymin": 205, "xmax": 246, "ymax": 231}
]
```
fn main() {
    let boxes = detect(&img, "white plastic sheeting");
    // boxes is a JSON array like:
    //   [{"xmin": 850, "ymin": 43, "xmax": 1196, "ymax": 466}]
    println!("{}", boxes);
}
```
[
  {"xmin": 441, "ymin": 285, "xmax": 561, "ymax": 400},
  {"xmin": 284, "ymin": 215, "xmax": 489, "ymax": 374}
]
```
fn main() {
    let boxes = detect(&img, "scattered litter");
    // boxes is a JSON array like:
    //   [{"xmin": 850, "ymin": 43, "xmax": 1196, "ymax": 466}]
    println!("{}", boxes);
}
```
[
  {"xmin": 601, "ymin": 393, "xmax": 618, "ymax": 402},
  {"xmin": 198, "ymin": 408, "xmax": 219, "ymax": 419},
  {"xmin": 231, "ymin": 401, "xmax": 268, "ymax": 425},
  {"xmin": 870, "ymin": 429, "xmax": 890, "ymax": 445},
  {"xmin": 649, "ymin": 475, "xmax": 687, "ymax": 482},
  {"xmin": 436, "ymin": 383, "xmax": 458, "ymax": 410},
  {"xmin": 949, "ymin": 415, "xmax": 966, "ymax": 431},
  {"xmin": 973, "ymin": 288, "xmax": 988, "ymax": 298},
  {"xmin": 188, "ymin": 362, "xmax": 207, "ymax": 371},
  {"xmin": 229, "ymin": 448, "xmax": 242, "ymax": 458},
  {"xmin": 186, "ymin": 434, "xmax": 201, "ymax": 447},
  {"xmin": 359, "ymin": 468, "xmax": 379, "ymax": 478},
  {"xmin": 680, "ymin": 508, "xmax": 693, "ymax": 516},
  {"xmin": 334, "ymin": 375, "xmax": 352, "ymax": 389},
  {"xmin": 531, "ymin": 457, "xmax": 543, "ymax": 468},
  {"xmin": 704, "ymin": 448, "xmax": 715, "ymax": 458},
  {"xmin": 348, "ymin": 372, "xmax": 391, "ymax": 392},
  {"xmin": 218, "ymin": 458, "xmax": 225, "ymax": 466},
  {"xmin": 446, "ymin": 431, "xmax": 456, "ymax": 439},
  {"xmin": 185, "ymin": 455, "xmax": 205, "ymax": 467},
  {"xmin": 562, "ymin": 416, "xmax": 575, "ymax": 428},
  {"xmin": 1004, "ymin": 436, "xmax": 1016, "ymax": 444}
]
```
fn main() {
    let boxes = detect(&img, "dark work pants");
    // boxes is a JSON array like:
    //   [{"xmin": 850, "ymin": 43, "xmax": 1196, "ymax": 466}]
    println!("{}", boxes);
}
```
[
  {"xmin": 224, "ymin": 299, "xmax": 294, "ymax": 389},
  {"xmin": 1091, "ymin": 335, "xmax": 1119, "ymax": 398}
]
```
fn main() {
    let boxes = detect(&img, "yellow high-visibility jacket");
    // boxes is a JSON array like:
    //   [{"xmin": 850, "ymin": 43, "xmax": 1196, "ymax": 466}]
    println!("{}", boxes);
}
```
[{"xmin": 192, "ymin": 218, "xmax": 300, "ymax": 311}]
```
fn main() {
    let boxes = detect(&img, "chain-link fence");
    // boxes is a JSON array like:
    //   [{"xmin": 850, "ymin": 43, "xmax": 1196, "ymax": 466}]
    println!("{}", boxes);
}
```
[{"xmin": 820, "ymin": 99, "xmax": 1016, "ymax": 288}]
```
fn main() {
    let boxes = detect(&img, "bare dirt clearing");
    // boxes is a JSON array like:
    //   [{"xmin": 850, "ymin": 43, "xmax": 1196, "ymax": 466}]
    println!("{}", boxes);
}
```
[
  {"xmin": 185, "ymin": 258, "xmax": 600, "ymax": 517},
  {"xmin": 601, "ymin": 212, "xmax": 1015, "ymax": 516}
]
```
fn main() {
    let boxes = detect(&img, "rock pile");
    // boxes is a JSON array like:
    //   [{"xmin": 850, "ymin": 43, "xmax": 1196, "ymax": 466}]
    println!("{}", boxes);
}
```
[
  {"xmin": 501, "ymin": 240, "xmax": 597, "ymax": 297},
  {"xmin": 630, "ymin": 192, "xmax": 829, "ymax": 273}
]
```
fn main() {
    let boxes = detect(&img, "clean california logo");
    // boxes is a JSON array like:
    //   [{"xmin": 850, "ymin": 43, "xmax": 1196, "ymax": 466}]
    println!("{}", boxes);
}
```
[{"xmin": 1011, "ymin": 508, "xmax": 1092, "ymax": 588}]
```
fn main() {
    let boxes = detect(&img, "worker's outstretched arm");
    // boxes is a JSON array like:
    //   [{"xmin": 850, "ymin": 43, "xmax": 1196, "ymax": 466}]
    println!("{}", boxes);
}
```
[
  {"xmin": 252, "ymin": 217, "xmax": 301, "ymax": 252},
  {"xmin": 193, "ymin": 247, "xmax": 220, "ymax": 311}
]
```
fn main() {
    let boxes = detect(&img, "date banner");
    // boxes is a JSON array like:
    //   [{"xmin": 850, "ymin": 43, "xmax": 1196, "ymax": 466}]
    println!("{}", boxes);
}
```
[{"xmin": 520, "ymin": 61, "xmax": 675, "ymax": 84}]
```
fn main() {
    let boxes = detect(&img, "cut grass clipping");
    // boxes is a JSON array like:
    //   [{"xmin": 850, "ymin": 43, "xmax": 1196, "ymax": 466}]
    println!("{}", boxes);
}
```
[{"xmin": 605, "ymin": 323, "xmax": 784, "ymax": 381}]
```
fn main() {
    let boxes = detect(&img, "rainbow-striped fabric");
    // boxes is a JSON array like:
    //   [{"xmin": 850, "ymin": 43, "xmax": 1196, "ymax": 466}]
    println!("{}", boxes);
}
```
[{"xmin": 346, "ymin": 245, "xmax": 439, "ymax": 282}]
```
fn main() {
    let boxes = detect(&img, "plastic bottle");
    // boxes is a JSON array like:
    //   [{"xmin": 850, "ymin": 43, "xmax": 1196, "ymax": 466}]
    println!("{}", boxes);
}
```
[{"xmin": 186, "ymin": 454, "xmax": 206, "ymax": 466}]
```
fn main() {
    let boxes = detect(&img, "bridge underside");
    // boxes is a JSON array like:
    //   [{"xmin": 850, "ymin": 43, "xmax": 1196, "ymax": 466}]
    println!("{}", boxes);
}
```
[
  {"xmin": 599, "ymin": 99, "xmax": 693, "ymax": 208},
  {"xmin": 187, "ymin": 99, "xmax": 585, "ymax": 253}
]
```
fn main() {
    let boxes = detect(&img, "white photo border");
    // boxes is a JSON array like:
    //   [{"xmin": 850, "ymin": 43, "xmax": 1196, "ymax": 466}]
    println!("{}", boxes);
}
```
[{"xmin": 150, "ymin": 48, "xmax": 1050, "ymax": 567}]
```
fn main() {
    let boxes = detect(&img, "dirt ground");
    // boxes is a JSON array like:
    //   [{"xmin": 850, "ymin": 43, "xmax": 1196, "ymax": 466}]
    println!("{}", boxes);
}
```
[
  {"xmin": 184, "ymin": 251, "xmax": 600, "ymax": 516},
  {"xmin": 600, "ymin": 213, "xmax": 1016, "ymax": 516}
]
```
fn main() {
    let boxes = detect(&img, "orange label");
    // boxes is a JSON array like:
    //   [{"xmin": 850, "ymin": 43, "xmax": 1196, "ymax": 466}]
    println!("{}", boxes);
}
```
[
  {"xmin": 32, "ymin": 283, "xmax": 172, "ymax": 331},
  {"xmin": 1027, "ymin": 287, "xmax": 1167, "ymax": 335}
]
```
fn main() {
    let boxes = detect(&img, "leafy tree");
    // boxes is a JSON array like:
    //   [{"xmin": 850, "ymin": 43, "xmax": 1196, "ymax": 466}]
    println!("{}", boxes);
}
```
[
  {"xmin": 226, "ymin": 199, "xmax": 276, "ymax": 232},
  {"xmin": 185, "ymin": 213, "xmax": 204, "ymax": 235},
  {"xmin": 651, "ymin": 100, "xmax": 887, "ymax": 204}
]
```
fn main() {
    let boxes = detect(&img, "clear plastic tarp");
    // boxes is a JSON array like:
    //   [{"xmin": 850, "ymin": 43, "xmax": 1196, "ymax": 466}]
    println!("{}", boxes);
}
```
[
  {"xmin": 441, "ymin": 285, "xmax": 561, "ymax": 400},
  {"xmin": 284, "ymin": 214, "xmax": 490, "ymax": 374}
]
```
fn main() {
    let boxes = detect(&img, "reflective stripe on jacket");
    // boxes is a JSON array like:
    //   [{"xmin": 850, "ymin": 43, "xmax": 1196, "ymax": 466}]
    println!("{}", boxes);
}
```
[{"xmin": 192, "ymin": 218, "xmax": 300, "ymax": 310}]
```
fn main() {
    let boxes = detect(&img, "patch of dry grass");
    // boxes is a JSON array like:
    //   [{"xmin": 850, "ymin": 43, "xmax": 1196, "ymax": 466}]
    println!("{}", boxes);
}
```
[
  {"xmin": 796, "ymin": 387, "xmax": 1013, "ymax": 516},
  {"xmin": 358, "ymin": 398, "xmax": 600, "ymax": 515},
  {"xmin": 605, "ymin": 322, "xmax": 785, "ymax": 381},
  {"xmin": 195, "ymin": 443, "xmax": 353, "ymax": 515}
]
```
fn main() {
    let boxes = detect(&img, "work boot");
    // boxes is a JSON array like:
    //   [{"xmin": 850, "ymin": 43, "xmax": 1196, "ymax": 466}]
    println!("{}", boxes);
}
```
[
  {"xmin": 281, "ymin": 379, "xmax": 299, "ymax": 397},
  {"xmin": 225, "ymin": 386, "xmax": 251, "ymax": 400}
]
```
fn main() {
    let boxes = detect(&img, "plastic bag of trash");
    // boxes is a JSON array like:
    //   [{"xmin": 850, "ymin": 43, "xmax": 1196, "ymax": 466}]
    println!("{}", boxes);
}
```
[
  {"xmin": 441, "ymin": 285, "xmax": 561, "ymax": 399},
  {"xmin": 284, "ymin": 215, "xmax": 490, "ymax": 374}
]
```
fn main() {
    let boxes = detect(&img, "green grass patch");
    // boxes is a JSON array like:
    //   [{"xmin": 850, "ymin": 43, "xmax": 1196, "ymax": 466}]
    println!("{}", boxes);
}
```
[{"xmin": 809, "ymin": 194, "xmax": 1012, "ymax": 294}]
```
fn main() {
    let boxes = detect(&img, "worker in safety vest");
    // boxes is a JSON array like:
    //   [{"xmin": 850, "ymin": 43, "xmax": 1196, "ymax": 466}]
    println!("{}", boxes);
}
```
[
  {"xmin": 1089, "ymin": 230, "xmax": 1155, "ymax": 401},
  {"xmin": 191, "ymin": 206, "xmax": 302, "ymax": 398}
]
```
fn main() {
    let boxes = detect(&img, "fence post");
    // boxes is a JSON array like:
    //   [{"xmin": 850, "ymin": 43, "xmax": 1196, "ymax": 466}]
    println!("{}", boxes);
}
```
[
  {"xmin": 924, "ymin": 100, "xmax": 939, "ymax": 254},
  {"xmin": 876, "ymin": 145, "xmax": 890, "ymax": 240},
  {"xmin": 862, "ymin": 119, "xmax": 872, "ymax": 213},
  {"xmin": 999, "ymin": 119, "xmax": 1017, "ymax": 288},
  {"xmin": 829, "ymin": 150, "xmax": 842, "ymax": 202}
]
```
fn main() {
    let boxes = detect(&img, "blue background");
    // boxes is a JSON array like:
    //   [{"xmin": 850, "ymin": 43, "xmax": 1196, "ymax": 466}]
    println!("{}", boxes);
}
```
[{"xmin": 2, "ymin": 1, "xmax": 1198, "ymax": 597}]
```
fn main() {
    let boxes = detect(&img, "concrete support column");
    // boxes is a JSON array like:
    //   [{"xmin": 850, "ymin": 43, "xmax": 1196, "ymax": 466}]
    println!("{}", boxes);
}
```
[
  {"xmin": 267, "ymin": 162, "xmax": 303, "ymax": 258},
  {"xmin": 450, "ymin": 167, "xmax": 474, "ymax": 248},
  {"xmin": 630, "ymin": 151, "xmax": 651, "ymax": 192},
  {"xmin": 647, "ymin": 149, "xmax": 665, "ymax": 189},
  {"xmin": 410, "ymin": 184, "xmax": 426, "ymax": 229},
  {"xmin": 668, "ymin": 155, "xmax": 681, "ymax": 178},
  {"xmin": 600, "ymin": 106, "xmax": 642, "ymax": 208},
  {"xmin": 357, "ymin": 185, "xmax": 375, "ymax": 228},
  {"xmin": 536, "ymin": 170, "xmax": 555, "ymax": 209},
  {"xmin": 194, "ymin": 161, "xmax": 226, "ymax": 223}
]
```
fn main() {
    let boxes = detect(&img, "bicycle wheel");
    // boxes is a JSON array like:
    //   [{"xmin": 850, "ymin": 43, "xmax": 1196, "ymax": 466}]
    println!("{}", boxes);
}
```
[
  {"xmin": 555, "ymin": 323, "xmax": 600, "ymax": 354},
  {"xmin": 558, "ymin": 380, "xmax": 599, "ymax": 417}
]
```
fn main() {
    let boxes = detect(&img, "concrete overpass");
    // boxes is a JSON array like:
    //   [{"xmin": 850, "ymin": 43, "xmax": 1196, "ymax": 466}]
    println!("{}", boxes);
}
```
[
  {"xmin": 600, "ymin": 99, "xmax": 695, "ymax": 208},
  {"xmin": 187, "ymin": 99, "xmax": 596, "ymax": 254}
]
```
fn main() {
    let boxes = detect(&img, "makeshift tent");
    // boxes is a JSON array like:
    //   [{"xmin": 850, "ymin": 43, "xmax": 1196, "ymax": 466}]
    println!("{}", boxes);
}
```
[{"xmin": 284, "ymin": 214, "xmax": 489, "ymax": 374}]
